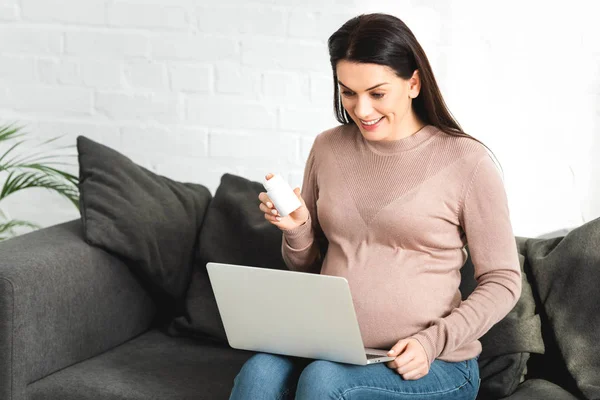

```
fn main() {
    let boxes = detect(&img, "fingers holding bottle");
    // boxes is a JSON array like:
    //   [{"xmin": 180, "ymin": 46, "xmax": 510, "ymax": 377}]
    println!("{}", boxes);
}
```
[
  {"xmin": 258, "ymin": 192, "xmax": 281, "ymax": 221},
  {"xmin": 259, "ymin": 173, "xmax": 310, "ymax": 231}
]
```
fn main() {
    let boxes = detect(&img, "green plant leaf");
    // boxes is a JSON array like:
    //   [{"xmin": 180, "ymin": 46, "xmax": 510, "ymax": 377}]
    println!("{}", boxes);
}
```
[
  {"xmin": 0, "ymin": 123, "xmax": 27, "ymax": 142},
  {"xmin": 0, "ymin": 123, "xmax": 81, "ymax": 221},
  {"xmin": 4, "ymin": 172, "xmax": 72, "ymax": 196},
  {"xmin": 0, "ymin": 219, "xmax": 41, "ymax": 241},
  {"xmin": 16, "ymin": 163, "xmax": 79, "ymax": 184},
  {"xmin": 3, "ymin": 150, "xmax": 76, "ymax": 170},
  {"xmin": 0, "ymin": 139, "xmax": 29, "ymax": 170}
]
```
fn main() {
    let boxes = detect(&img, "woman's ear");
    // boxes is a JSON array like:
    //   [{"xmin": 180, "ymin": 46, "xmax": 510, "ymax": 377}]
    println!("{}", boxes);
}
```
[{"xmin": 408, "ymin": 69, "xmax": 421, "ymax": 99}]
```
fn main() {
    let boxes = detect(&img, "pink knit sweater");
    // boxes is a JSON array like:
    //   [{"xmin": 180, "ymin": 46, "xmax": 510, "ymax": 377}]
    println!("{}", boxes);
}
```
[{"xmin": 281, "ymin": 123, "xmax": 522, "ymax": 365}]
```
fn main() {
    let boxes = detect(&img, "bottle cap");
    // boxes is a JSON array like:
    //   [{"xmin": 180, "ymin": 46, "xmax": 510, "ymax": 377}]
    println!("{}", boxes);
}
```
[{"xmin": 263, "ymin": 174, "xmax": 283, "ymax": 191}]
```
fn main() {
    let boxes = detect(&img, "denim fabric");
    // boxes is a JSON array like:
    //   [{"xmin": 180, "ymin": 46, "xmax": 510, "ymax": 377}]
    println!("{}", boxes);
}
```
[{"xmin": 230, "ymin": 353, "xmax": 480, "ymax": 400}]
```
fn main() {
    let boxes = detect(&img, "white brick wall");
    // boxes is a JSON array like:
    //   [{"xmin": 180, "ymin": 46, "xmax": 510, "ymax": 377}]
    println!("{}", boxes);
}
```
[
  {"xmin": 108, "ymin": 3, "xmax": 189, "ymax": 30},
  {"xmin": 0, "ymin": 0, "xmax": 599, "ymax": 238},
  {"xmin": 0, "ymin": 1, "xmax": 19, "ymax": 22},
  {"xmin": 22, "ymin": 0, "xmax": 107, "ymax": 25},
  {"xmin": 0, "ymin": 27, "xmax": 62, "ymax": 54}
]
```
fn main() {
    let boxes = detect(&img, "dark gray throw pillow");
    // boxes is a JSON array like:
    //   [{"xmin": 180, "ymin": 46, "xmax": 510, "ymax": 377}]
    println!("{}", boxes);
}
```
[
  {"xmin": 460, "ymin": 239, "xmax": 545, "ymax": 399},
  {"xmin": 525, "ymin": 217, "xmax": 600, "ymax": 400},
  {"xmin": 77, "ymin": 136, "xmax": 212, "ymax": 319},
  {"xmin": 168, "ymin": 173, "xmax": 288, "ymax": 343}
]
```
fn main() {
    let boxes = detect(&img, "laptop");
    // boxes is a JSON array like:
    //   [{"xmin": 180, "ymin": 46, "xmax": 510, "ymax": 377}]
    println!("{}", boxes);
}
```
[{"xmin": 206, "ymin": 262, "xmax": 395, "ymax": 365}]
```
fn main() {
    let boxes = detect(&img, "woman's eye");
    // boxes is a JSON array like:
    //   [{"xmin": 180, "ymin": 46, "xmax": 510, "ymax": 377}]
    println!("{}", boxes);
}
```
[{"xmin": 340, "ymin": 91, "xmax": 383, "ymax": 99}]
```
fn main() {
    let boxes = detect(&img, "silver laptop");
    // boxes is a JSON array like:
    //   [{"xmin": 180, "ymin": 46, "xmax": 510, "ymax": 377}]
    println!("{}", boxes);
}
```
[{"xmin": 206, "ymin": 262, "xmax": 395, "ymax": 365}]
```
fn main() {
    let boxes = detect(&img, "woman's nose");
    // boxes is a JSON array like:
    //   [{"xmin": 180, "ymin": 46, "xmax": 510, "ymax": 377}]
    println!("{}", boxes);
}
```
[{"xmin": 354, "ymin": 97, "xmax": 373, "ymax": 119}]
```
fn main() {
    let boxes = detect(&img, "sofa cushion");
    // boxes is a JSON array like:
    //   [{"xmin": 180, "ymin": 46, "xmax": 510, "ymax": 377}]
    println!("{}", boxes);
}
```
[
  {"xmin": 491, "ymin": 379, "xmax": 580, "ymax": 400},
  {"xmin": 26, "ymin": 329, "xmax": 255, "ymax": 400},
  {"xmin": 168, "ymin": 173, "xmax": 288, "ymax": 342},
  {"xmin": 77, "ymin": 136, "xmax": 212, "ymax": 317},
  {"xmin": 460, "ymin": 238, "xmax": 545, "ymax": 399},
  {"xmin": 525, "ymin": 217, "xmax": 600, "ymax": 400}
]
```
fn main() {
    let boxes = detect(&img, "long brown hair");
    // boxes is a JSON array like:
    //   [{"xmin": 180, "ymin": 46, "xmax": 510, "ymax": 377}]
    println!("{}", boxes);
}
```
[{"xmin": 327, "ymin": 13, "xmax": 500, "ymax": 169}]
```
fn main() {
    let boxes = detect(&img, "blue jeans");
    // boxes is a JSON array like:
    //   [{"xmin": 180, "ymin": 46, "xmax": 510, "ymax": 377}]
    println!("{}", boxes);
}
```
[{"xmin": 229, "ymin": 353, "xmax": 480, "ymax": 400}]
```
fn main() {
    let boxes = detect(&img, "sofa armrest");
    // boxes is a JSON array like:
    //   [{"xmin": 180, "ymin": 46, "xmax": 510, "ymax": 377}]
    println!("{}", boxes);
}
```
[{"xmin": 0, "ymin": 219, "xmax": 156, "ymax": 400}]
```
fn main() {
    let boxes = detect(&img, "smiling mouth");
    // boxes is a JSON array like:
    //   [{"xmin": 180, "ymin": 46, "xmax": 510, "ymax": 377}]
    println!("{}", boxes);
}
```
[{"xmin": 360, "ymin": 117, "xmax": 384, "ymax": 126}]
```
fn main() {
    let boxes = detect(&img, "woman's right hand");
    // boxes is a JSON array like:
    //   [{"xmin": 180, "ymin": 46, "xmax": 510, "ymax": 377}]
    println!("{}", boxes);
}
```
[{"xmin": 258, "ymin": 173, "xmax": 310, "ymax": 231}]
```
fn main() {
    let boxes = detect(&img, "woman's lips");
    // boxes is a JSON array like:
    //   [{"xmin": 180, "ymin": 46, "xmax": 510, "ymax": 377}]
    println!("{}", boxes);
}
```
[{"xmin": 360, "ymin": 117, "xmax": 384, "ymax": 131}]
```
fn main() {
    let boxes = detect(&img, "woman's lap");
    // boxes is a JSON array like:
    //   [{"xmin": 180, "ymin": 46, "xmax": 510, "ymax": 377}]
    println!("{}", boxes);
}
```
[
  {"xmin": 229, "ymin": 353, "xmax": 311, "ymax": 400},
  {"xmin": 229, "ymin": 353, "xmax": 480, "ymax": 400}
]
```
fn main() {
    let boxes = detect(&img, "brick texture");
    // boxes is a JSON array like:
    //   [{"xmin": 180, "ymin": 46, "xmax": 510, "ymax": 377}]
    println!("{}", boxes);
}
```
[{"xmin": 0, "ymin": 0, "xmax": 598, "ymax": 236}]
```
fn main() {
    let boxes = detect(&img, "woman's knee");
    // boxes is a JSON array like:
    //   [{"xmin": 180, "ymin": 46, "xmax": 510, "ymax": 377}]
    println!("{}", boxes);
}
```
[
  {"xmin": 295, "ymin": 360, "xmax": 346, "ymax": 400},
  {"xmin": 230, "ymin": 353, "xmax": 299, "ymax": 400},
  {"xmin": 235, "ymin": 353, "xmax": 297, "ymax": 383}
]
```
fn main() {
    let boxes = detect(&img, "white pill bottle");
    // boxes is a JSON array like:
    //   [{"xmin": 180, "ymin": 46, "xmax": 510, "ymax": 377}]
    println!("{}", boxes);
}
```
[{"xmin": 263, "ymin": 174, "xmax": 302, "ymax": 217}]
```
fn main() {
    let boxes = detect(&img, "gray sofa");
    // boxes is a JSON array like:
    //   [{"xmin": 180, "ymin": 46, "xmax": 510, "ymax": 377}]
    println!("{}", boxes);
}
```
[
  {"xmin": 1, "ymin": 216, "xmax": 596, "ymax": 399},
  {"xmin": 0, "ymin": 219, "xmax": 254, "ymax": 400}
]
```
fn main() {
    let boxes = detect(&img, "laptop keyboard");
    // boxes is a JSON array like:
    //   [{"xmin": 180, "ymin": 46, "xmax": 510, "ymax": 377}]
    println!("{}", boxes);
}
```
[{"xmin": 366, "ymin": 353, "xmax": 382, "ymax": 360}]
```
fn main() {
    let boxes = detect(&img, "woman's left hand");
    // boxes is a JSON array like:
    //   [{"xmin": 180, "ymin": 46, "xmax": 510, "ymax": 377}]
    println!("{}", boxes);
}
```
[{"xmin": 385, "ymin": 338, "xmax": 429, "ymax": 380}]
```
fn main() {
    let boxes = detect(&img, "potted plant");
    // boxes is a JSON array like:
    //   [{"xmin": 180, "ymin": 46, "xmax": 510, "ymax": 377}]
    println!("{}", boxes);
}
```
[{"xmin": 0, "ymin": 123, "xmax": 79, "ymax": 241}]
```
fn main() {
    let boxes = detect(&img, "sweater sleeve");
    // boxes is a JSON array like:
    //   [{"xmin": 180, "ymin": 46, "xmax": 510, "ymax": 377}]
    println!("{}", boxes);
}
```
[
  {"xmin": 281, "ymin": 138, "xmax": 327, "ymax": 274},
  {"xmin": 410, "ymin": 153, "xmax": 522, "ymax": 365}
]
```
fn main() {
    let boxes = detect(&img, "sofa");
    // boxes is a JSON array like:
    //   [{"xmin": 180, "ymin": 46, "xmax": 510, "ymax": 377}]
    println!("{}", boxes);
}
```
[{"xmin": 1, "ymin": 136, "xmax": 599, "ymax": 400}]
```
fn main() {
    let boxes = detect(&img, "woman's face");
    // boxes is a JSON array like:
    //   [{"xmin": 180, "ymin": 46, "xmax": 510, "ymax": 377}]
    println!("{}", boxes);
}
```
[{"xmin": 336, "ymin": 60, "xmax": 421, "ymax": 141}]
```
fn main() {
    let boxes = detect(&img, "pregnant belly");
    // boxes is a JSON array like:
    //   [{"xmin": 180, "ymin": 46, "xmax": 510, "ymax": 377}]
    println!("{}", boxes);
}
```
[{"xmin": 321, "ymin": 250, "xmax": 460, "ymax": 349}]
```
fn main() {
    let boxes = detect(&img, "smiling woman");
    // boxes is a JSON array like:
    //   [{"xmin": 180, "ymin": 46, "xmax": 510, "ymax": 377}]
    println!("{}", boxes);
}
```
[
  {"xmin": 336, "ymin": 61, "xmax": 418, "ymax": 137},
  {"xmin": 238, "ymin": 12, "xmax": 523, "ymax": 400},
  {"xmin": 328, "ymin": 13, "xmax": 493, "ymax": 155}
]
